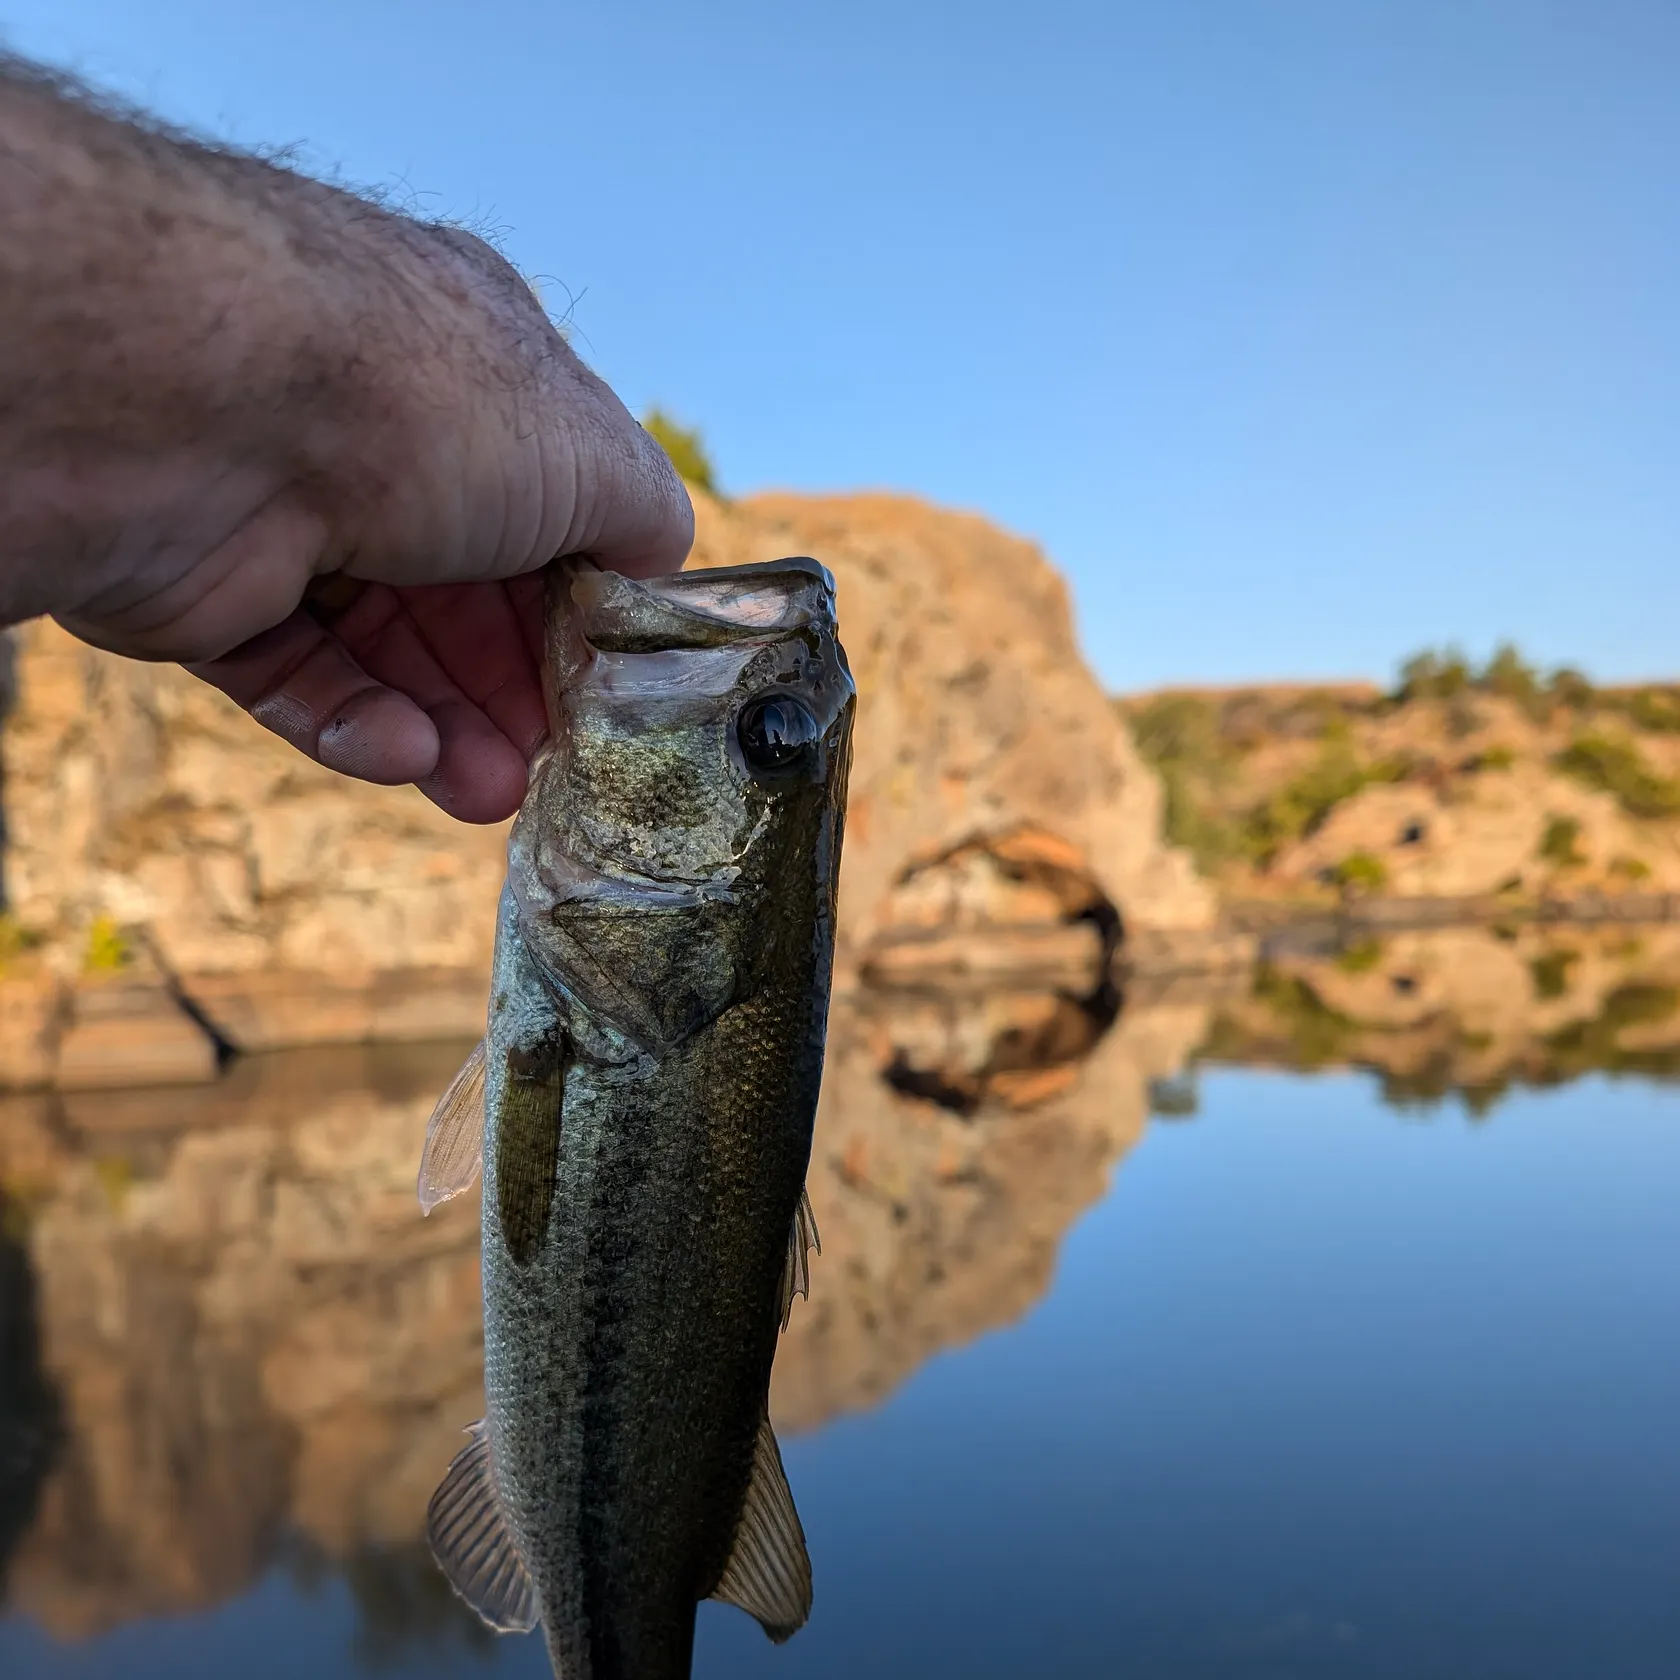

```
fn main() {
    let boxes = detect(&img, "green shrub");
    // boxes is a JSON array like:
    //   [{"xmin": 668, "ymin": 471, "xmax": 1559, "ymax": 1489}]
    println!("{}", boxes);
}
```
[
  {"xmin": 82, "ymin": 915, "xmax": 131, "ymax": 974},
  {"xmin": 1613, "ymin": 686, "xmax": 1680, "ymax": 733},
  {"xmin": 1129, "ymin": 694, "xmax": 1223, "ymax": 772},
  {"xmin": 0, "ymin": 913, "xmax": 42, "ymax": 972},
  {"xmin": 1241, "ymin": 749, "xmax": 1408, "ymax": 866},
  {"xmin": 641, "ymin": 408, "xmax": 719, "ymax": 495},
  {"xmin": 1126, "ymin": 695, "xmax": 1245, "ymax": 873},
  {"xmin": 1332, "ymin": 851, "xmax": 1389, "ymax": 894},
  {"xmin": 1480, "ymin": 643, "xmax": 1544, "ymax": 714},
  {"xmin": 1547, "ymin": 667, "xmax": 1596, "ymax": 709},
  {"xmin": 1610, "ymin": 854, "xmax": 1652, "ymax": 882},
  {"xmin": 1473, "ymin": 745, "xmax": 1517, "ymax": 772},
  {"xmin": 1537, "ymin": 814, "xmax": 1585, "ymax": 867},
  {"xmin": 1395, "ymin": 647, "xmax": 1472, "ymax": 703},
  {"xmin": 1553, "ymin": 734, "xmax": 1680, "ymax": 819}
]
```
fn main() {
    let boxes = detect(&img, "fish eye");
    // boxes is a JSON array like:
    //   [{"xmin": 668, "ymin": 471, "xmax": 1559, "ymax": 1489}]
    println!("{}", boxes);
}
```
[{"xmin": 738, "ymin": 693, "xmax": 821, "ymax": 774}]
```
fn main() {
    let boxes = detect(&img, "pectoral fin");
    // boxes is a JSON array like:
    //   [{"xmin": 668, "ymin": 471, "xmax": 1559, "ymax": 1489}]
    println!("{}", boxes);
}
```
[
  {"xmin": 777, "ymin": 1186, "xmax": 821, "ymax": 1331},
  {"xmin": 709, "ymin": 1410, "xmax": 812, "ymax": 1642},
  {"xmin": 417, "ymin": 1040, "xmax": 487, "ymax": 1214},
  {"xmin": 425, "ymin": 1420, "xmax": 539, "ymax": 1634},
  {"xmin": 495, "ymin": 1028, "xmax": 568, "ymax": 1268}
]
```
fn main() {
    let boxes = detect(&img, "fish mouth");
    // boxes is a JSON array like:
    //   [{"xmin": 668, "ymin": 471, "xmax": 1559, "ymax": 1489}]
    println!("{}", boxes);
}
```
[{"xmin": 539, "ymin": 557, "xmax": 848, "ymax": 744}]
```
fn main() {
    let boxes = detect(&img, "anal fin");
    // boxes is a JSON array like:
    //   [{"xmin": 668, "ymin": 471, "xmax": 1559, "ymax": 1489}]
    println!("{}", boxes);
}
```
[
  {"xmin": 418, "ymin": 1039, "xmax": 487, "ymax": 1214},
  {"xmin": 425, "ymin": 1419, "xmax": 539, "ymax": 1634},
  {"xmin": 777, "ymin": 1186, "xmax": 821, "ymax": 1331},
  {"xmin": 709, "ymin": 1410, "xmax": 812, "ymax": 1642}
]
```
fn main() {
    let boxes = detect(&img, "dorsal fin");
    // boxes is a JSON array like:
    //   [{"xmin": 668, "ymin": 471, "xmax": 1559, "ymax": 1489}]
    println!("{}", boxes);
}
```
[
  {"xmin": 425, "ymin": 1420, "xmax": 540, "ymax": 1633},
  {"xmin": 417, "ymin": 1040, "xmax": 487, "ymax": 1214},
  {"xmin": 777, "ymin": 1187, "xmax": 821, "ymax": 1331},
  {"xmin": 709, "ymin": 1411, "xmax": 812, "ymax": 1642}
]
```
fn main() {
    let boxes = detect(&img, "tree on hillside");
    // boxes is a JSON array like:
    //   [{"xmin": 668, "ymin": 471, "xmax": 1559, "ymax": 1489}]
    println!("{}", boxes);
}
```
[{"xmin": 641, "ymin": 408, "xmax": 719, "ymax": 497}]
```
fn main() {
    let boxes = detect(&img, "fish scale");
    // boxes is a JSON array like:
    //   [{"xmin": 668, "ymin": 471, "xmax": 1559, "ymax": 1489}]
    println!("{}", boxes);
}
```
[{"xmin": 415, "ymin": 555, "xmax": 853, "ymax": 1679}]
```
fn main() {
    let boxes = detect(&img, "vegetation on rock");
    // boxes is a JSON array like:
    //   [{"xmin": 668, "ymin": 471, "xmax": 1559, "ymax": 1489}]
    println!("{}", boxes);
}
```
[
  {"xmin": 1553, "ymin": 733, "xmax": 1680, "ymax": 819},
  {"xmin": 1119, "ymin": 645, "xmax": 1680, "ymax": 905},
  {"xmin": 641, "ymin": 407, "xmax": 720, "ymax": 496}
]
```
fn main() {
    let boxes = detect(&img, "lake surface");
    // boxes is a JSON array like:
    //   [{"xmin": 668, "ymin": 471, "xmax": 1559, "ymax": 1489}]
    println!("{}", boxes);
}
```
[{"xmin": 3, "ymin": 945, "xmax": 1679, "ymax": 1677}]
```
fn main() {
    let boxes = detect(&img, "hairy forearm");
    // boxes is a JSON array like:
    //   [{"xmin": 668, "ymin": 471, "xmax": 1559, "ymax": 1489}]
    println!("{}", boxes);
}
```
[
  {"xmin": 0, "ymin": 56, "xmax": 643, "ymax": 654},
  {"xmin": 3, "ymin": 61, "xmax": 381, "ymax": 618}
]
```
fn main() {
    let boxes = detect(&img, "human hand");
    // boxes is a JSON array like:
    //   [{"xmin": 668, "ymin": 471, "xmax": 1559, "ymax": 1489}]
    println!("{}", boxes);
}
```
[{"xmin": 1, "ymin": 59, "xmax": 692, "ymax": 823}]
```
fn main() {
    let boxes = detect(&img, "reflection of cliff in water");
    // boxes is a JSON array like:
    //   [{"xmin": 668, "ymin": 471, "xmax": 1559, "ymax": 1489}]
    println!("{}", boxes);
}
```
[
  {"xmin": 0, "ymin": 977, "xmax": 1208, "ymax": 1643},
  {"xmin": 12, "ymin": 921, "xmax": 1675, "ymax": 1642},
  {"xmin": 0, "ymin": 1194, "xmax": 60, "ymax": 1603},
  {"xmin": 1196, "ymin": 923, "xmax": 1680, "ymax": 1114}
]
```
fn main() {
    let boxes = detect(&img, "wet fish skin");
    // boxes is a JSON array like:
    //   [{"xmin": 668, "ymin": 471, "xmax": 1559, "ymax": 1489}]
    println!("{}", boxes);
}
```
[{"xmin": 429, "ymin": 555, "xmax": 852, "ymax": 1680}]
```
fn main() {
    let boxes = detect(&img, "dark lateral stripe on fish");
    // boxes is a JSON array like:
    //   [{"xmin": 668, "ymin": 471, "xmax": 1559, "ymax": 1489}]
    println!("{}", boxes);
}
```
[{"xmin": 496, "ymin": 1028, "xmax": 569, "ymax": 1267}]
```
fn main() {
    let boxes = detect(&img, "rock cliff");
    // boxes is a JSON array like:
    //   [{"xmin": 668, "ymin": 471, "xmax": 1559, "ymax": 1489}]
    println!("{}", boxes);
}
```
[{"xmin": 0, "ymin": 491, "xmax": 1218, "ymax": 1089}]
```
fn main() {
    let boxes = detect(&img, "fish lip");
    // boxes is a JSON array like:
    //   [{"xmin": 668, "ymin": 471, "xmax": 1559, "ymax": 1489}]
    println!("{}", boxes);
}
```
[{"xmin": 648, "ymin": 554, "xmax": 837, "ymax": 595}]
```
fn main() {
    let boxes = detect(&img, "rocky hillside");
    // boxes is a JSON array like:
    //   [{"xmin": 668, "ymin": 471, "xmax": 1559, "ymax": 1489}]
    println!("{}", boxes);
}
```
[
  {"xmin": 0, "ymin": 491, "xmax": 1221, "ymax": 1090},
  {"xmin": 1119, "ymin": 648, "xmax": 1680, "ymax": 911}
]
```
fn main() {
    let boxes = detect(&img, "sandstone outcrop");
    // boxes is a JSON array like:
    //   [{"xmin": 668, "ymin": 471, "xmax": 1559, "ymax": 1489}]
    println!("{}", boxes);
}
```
[
  {"xmin": 0, "ymin": 492, "xmax": 1218, "ymax": 1089},
  {"xmin": 1120, "ymin": 679, "xmax": 1680, "ymax": 913}
]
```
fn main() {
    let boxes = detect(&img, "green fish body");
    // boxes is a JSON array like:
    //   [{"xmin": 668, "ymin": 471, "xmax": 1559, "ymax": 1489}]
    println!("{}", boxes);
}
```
[{"xmin": 417, "ymin": 557, "xmax": 853, "ymax": 1679}]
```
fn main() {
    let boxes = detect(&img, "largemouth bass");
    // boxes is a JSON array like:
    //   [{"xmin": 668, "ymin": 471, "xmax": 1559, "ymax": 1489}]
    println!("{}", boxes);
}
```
[{"xmin": 415, "ymin": 555, "xmax": 853, "ymax": 1679}]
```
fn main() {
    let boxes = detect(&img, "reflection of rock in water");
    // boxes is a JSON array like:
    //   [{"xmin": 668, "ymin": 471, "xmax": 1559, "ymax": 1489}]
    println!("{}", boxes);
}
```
[
  {"xmin": 0, "ymin": 993, "xmax": 1212, "ymax": 1639},
  {"xmin": 4, "ymin": 923, "xmax": 1673, "ymax": 1640},
  {"xmin": 770, "ymin": 985, "xmax": 1209, "ymax": 1432},
  {"xmin": 1202, "ymin": 923, "xmax": 1680, "ymax": 1112},
  {"xmin": 876, "ymin": 979, "xmax": 1121, "ymax": 1115},
  {"xmin": 0, "ymin": 1042, "xmax": 487, "ymax": 1639},
  {"xmin": 303, "ymin": 1539, "xmax": 494, "ymax": 1668},
  {"xmin": 0, "ymin": 1195, "xmax": 60, "ymax": 1604}
]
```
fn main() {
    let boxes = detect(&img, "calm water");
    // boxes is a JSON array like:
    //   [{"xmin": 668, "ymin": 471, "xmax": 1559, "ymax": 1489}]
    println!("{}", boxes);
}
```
[{"xmin": 3, "ymin": 1062, "xmax": 1676, "ymax": 1678}]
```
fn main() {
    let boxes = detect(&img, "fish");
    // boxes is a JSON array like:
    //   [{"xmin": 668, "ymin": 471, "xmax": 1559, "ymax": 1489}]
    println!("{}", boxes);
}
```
[{"xmin": 414, "ymin": 554, "xmax": 854, "ymax": 1679}]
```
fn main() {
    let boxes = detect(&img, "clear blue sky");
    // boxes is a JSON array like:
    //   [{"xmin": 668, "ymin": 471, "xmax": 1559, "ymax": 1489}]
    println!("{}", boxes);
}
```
[{"xmin": 4, "ymin": 0, "xmax": 1675, "ymax": 689}]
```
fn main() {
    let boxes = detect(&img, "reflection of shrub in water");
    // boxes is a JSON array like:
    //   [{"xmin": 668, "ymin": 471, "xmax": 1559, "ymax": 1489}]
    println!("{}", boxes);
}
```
[
  {"xmin": 1200, "ymin": 950, "xmax": 1680, "ymax": 1118},
  {"xmin": 1335, "ymin": 936, "xmax": 1386, "ymax": 974},
  {"xmin": 1248, "ymin": 964, "xmax": 1357, "ymax": 1067},
  {"xmin": 0, "ymin": 1195, "xmax": 62, "ymax": 1607},
  {"xmin": 288, "ymin": 1538, "xmax": 496, "ymax": 1671},
  {"xmin": 1148, "ymin": 1071, "xmax": 1199, "ymax": 1118},
  {"xmin": 1529, "ymin": 948, "xmax": 1579, "ymax": 999},
  {"xmin": 1544, "ymin": 984, "xmax": 1680, "ymax": 1082}
]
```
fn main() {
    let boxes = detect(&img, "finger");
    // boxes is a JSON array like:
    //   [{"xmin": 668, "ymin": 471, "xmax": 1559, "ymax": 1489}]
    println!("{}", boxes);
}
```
[
  {"xmin": 58, "ymin": 493, "xmax": 328, "ymax": 664},
  {"xmin": 189, "ymin": 610, "xmax": 441, "ymax": 786},
  {"xmin": 397, "ymin": 582, "xmax": 549, "ymax": 759},
  {"xmin": 505, "ymin": 572, "xmax": 548, "ymax": 669},
  {"xmin": 308, "ymin": 580, "xmax": 529, "ymax": 822},
  {"xmin": 560, "ymin": 371, "xmax": 695, "ymax": 579}
]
